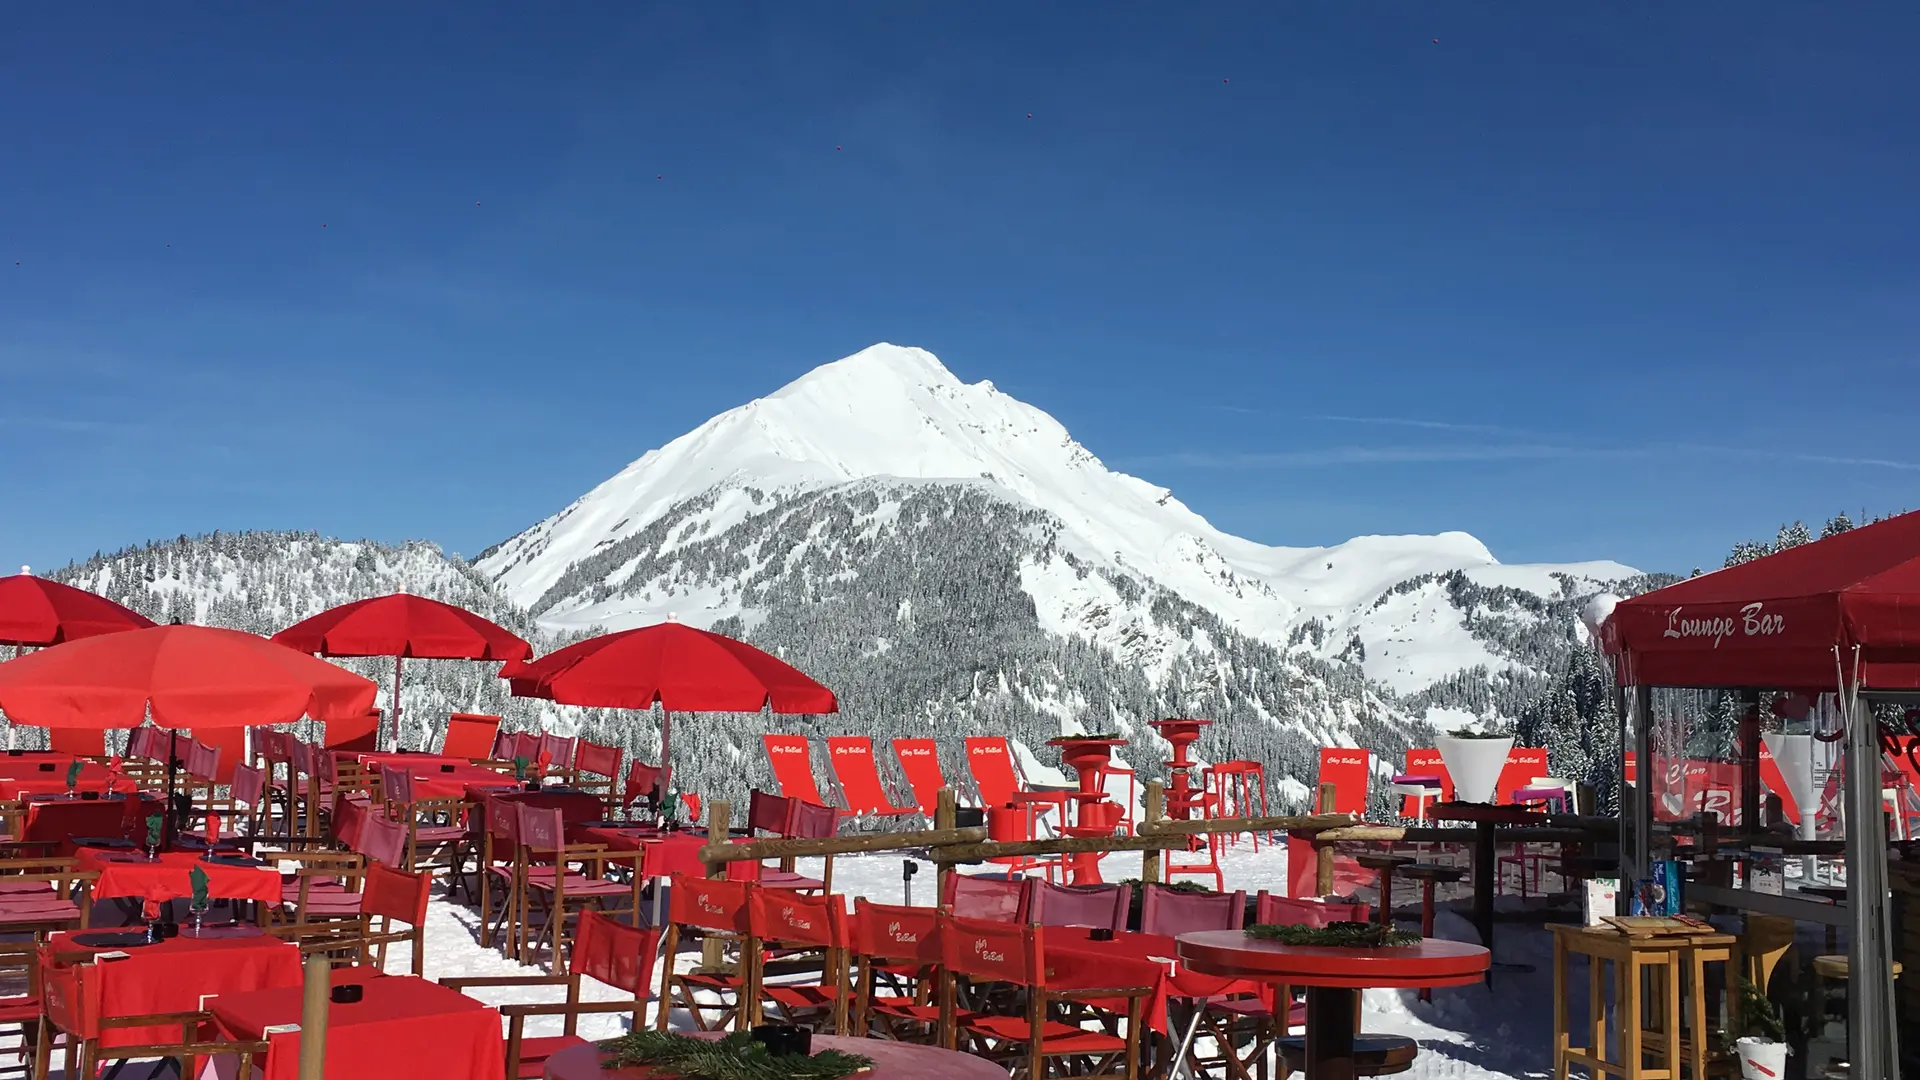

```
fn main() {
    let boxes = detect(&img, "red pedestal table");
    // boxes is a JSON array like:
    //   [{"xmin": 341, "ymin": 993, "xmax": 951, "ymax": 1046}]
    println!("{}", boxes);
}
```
[
  {"xmin": 1148, "ymin": 718, "xmax": 1212, "ymax": 819},
  {"xmin": 1048, "ymin": 737, "xmax": 1129, "ymax": 884},
  {"xmin": 1175, "ymin": 930, "xmax": 1489, "ymax": 1080}
]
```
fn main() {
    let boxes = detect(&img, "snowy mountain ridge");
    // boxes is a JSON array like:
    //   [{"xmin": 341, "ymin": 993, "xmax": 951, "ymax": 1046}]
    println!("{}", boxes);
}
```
[{"xmin": 479, "ymin": 343, "xmax": 1639, "ymax": 695}]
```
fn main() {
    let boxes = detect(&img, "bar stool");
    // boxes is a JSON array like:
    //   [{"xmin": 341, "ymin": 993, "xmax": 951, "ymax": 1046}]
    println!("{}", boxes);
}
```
[
  {"xmin": 1355, "ymin": 852, "xmax": 1415, "ymax": 927},
  {"xmin": 1279, "ymin": 1034, "xmax": 1417, "ymax": 1077},
  {"xmin": 1401, "ymin": 863, "xmax": 1465, "ymax": 1001},
  {"xmin": 1206, "ymin": 761, "xmax": 1269, "ymax": 849}
]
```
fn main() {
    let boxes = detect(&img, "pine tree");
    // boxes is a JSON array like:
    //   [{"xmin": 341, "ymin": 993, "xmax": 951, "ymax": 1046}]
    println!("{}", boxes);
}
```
[
  {"xmin": 1820, "ymin": 512, "xmax": 1854, "ymax": 538},
  {"xmin": 1774, "ymin": 521, "xmax": 1813, "ymax": 551}
]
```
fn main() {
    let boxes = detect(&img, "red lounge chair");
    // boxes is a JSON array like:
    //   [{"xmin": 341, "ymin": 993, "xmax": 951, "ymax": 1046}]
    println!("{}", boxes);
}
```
[
  {"xmin": 441, "ymin": 713, "xmax": 501, "ymax": 759},
  {"xmin": 823, "ymin": 737, "xmax": 918, "ymax": 820},
  {"xmin": 890, "ymin": 739, "xmax": 947, "ymax": 818},
  {"xmin": 760, "ymin": 735, "xmax": 825, "ymax": 805}
]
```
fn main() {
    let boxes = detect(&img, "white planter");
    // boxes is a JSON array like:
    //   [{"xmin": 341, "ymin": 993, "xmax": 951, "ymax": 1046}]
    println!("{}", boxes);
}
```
[
  {"xmin": 1761, "ymin": 732, "xmax": 1815, "ymax": 837},
  {"xmin": 1734, "ymin": 1037, "xmax": 1788, "ymax": 1080},
  {"xmin": 1435, "ymin": 736, "xmax": 1513, "ymax": 804}
]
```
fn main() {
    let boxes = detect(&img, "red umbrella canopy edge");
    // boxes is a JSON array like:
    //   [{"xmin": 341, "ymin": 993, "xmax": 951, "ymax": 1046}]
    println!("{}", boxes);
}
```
[
  {"xmin": 271, "ymin": 594, "xmax": 533, "ymax": 661},
  {"xmin": 500, "ymin": 621, "xmax": 837, "ymax": 713},
  {"xmin": 0, "ymin": 624, "xmax": 378, "ymax": 729},
  {"xmin": 0, "ymin": 573, "xmax": 156, "ymax": 648}
]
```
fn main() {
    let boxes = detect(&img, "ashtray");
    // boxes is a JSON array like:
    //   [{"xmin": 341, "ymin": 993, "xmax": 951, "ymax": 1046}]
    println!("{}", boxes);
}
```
[
  {"xmin": 440, "ymin": 764, "xmax": 456, "ymax": 773},
  {"xmin": 749, "ymin": 1024, "xmax": 811, "ymax": 1057},
  {"xmin": 330, "ymin": 983, "xmax": 364, "ymax": 1004},
  {"xmin": 1088, "ymin": 927, "xmax": 1116, "ymax": 942},
  {"xmin": 80, "ymin": 791, "xmax": 100, "ymax": 800},
  {"xmin": 37, "ymin": 763, "xmax": 55, "ymax": 772}
]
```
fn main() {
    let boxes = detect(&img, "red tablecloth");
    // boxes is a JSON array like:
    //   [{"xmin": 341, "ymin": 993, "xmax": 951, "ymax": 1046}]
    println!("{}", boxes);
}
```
[
  {"xmin": 44, "ymin": 928, "xmax": 302, "ymax": 1048},
  {"xmin": 211, "ymin": 972, "xmax": 506, "ymax": 1080},
  {"xmin": 471, "ymin": 788, "xmax": 606, "ymax": 838},
  {"xmin": 78, "ymin": 848, "xmax": 284, "ymax": 907},
  {"xmin": 24, "ymin": 795, "xmax": 164, "ymax": 856},
  {"xmin": 0, "ymin": 759, "xmax": 113, "ymax": 800},
  {"xmin": 1173, "ymin": 931, "xmax": 1490, "ymax": 990}
]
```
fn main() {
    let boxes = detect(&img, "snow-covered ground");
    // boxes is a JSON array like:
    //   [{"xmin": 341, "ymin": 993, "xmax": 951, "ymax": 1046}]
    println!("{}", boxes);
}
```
[{"xmin": 46, "ymin": 841, "xmax": 1568, "ymax": 1079}]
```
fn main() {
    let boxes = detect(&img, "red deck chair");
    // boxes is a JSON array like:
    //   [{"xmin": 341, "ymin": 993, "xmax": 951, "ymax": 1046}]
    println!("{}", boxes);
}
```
[
  {"xmin": 938, "ymin": 913, "xmax": 1146, "ymax": 1078},
  {"xmin": 760, "ymin": 735, "xmax": 825, "ymax": 805},
  {"xmin": 850, "ymin": 898, "xmax": 947, "ymax": 1042},
  {"xmin": 750, "ymin": 887, "xmax": 850, "ymax": 1033},
  {"xmin": 891, "ymin": 739, "xmax": 948, "ymax": 818},
  {"xmin": 48, "ymin": 730, "xmax": 104, "ymax": 757},
  {"xmin": 657, "ymin": 874, "xmax": 758, "ymax": 1032},
  {"xmin": 963, "ymin": 736, "xmax": 1069, "ymax": 831},
  {"xmin": 441, "ymin": 713, "xmax": 501, "ymax": 759},
  {"xmin": 323, "ymin": 709, "xmax": 380, "ymax": 752},
  {"xmin": 823, "ymin": 737, "xmax": 918, "ymax": 820}
]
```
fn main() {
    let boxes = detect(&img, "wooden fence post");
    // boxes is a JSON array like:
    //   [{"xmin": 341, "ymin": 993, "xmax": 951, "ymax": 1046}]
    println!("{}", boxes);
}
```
[
  {"xmin": 702, "ymin": 799, "xmax": 731, "ymax": 971},
  {"xmin": 1315, "ymin": 782, "xmax": 1336, "ymax": 896},
  {"xmin": 934, "ymin": 787, "xmax": 956, "ymax": 904},
  {"xmin": 297, "ymin": 953, "xmax": 329, "ymax": 1080},
  {"xmin": 1140, "ymin": 782, "xmax": 1165, "ymax": 885}
]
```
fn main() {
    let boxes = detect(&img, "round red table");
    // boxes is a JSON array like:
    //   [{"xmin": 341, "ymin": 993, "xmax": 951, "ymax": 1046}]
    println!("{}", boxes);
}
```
[
  {"xmin": 542, "ymin": 1036, "xmax": 1007, "ymax": 1079},
  {"xmin": 1175, "ymin": 930, "xmax": 1489, "ymax": 1080}
]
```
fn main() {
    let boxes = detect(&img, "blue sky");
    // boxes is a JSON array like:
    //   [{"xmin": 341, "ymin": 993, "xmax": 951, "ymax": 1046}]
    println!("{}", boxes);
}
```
[{"xmin": 2, "ymin": 5, "xmax": 1914, "ymax": 577}]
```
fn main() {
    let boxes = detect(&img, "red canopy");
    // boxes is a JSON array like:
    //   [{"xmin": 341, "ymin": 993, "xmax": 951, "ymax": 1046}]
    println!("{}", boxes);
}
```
[
  {"xmin": 271, "ymin": 594, "xmax": 532, "ymax": 661},
  {"xmin": 0, "ymin": 574, "xmax": 155, "ymax": 647},
  {"xmin": 501, "ymin": 622, "xmax": 836, "ymax": 713},
  {"xmin": 1605, "ymin": 510, "xmax": 1920, "ymax": 689},
  {"xmin": 0, "ymin": 625, "xmax": 378, "ymax": 729}
]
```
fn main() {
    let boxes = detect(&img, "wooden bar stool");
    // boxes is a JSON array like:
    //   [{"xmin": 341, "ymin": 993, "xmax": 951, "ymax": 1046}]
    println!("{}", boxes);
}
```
[{"xmin": 1550, "ymin": 924, "xmax": 1685, "ymax": 1080}]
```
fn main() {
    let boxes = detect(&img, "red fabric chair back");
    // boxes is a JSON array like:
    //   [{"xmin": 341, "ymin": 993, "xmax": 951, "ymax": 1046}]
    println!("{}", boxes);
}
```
[
  {"xmin": 324, "ymin": 710, "xmax": 380, "ymax": 752},
  {"xmin": 536, "ymin": 733, "xmax": 577, "ymax": 771},
  {"xmin": 667, "ymin": 873, "xmax": 753, "ymax": 934},
  {"xmin": 571, "ymin": 908, "xmax": 664, "ymax": 994},
  {"xmin": 1029, "ymin": 880, "xmax": 1131, "ymax": 932},
  {"xmin": 941, "ymin": 872, "xmax": 1031, "ymax": 923},
  {"xmin": 750, "ymin": 887, "xmax": 844, "ymax": 949},
  {"xmin": 760, "ymin": 735, "xmax": 824, "ymax": 804},
  {"xmin": 125, "ymin": 726, "xmax": 160, "ymax": 761},
  {"xmin": 515, "ymin": 804, "xmax": 566, "ymax": 855},
  {"xmin": 624, "ymin": 760, "xmax": 663, "ymax": 805},
  {"xmin": 485, "ymin": 793, "xmax": 520, "ymax": 845},
  {"xmin": 962, "ymin": 737, "xmax": 1021, "ymax": 807},
  {"xmin": 38, "ymin": 950, "xmax": 98, "ymax": 1039},
  {"xmin": 940, "ymin": 912, "xmax": 1039, "ymax": 987},
  {"xmin": 363, "ymin": 861, "xmax": 430, "ymax": 926},
  {"xmin": 354, "ymin": 809, "xmax": 407, "ymax": 867},
  {"xmin": 50, "ymin": 729, "xmax": 105, "ymax": 757},
  {"xmin": 850, "ymin": 898, "xmax": 941, "ymax": 965},
  {"xmin": 1253, "ymin": 891, "xmax": 1368, "ymax": 927},
  {"xmin": 493, "ymin": 730, "xmax": 539, "ymax": 763},
  {"xmin": 184, "ymin": 740, "xmax": 220, "ymax": 782},
  {"xmin": 786, "ymin": 799, "xmax": 839, "ymax": 839},
  {"xmin": 196, "ymin": 726, "xmax": 245, "ymax": 783},
  {"xmin": 263, "ymin": 730, "xmax": 293, "ymax": 764},
  {"xmin": 289, "ymin": 740, "xmax": 315, "ymax": 778},
  {"xmin": 891, "ymin": 738, "xmax": 947, "ymax": 817},
  {"xmin": 441, "ymin": 713, "xmax": 500, "ymax": 759},
  {"xmin": 747, "ymin": 790, "xmax": 795, "ymax": 835},
  {"xmin": 231, "ymin": 763, "xmax": 266, "ymax": 809},
  {"xmin": 574, "ymin": 740, "xmax": 622, "ymax": 780},
  {"xmin": 1140, "ymin": 884, "xmax": 1245, "ymax": 936},
  {"xmin": 380, "ymin": 765, "xmax": 413, "ymax": 806}
]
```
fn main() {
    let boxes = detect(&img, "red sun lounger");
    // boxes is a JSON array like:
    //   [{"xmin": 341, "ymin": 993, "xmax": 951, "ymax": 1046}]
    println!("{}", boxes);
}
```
[
  {"xmin": 891, "ymin": 738, "xmax": 948, "ymax": 818},
  {"xmin": 761, "ymin": 734, "xmax": 826, "ymax": 805},
  {"xmin": 824, "ymin": 737, "xmax": 918, "ymax": 819}
]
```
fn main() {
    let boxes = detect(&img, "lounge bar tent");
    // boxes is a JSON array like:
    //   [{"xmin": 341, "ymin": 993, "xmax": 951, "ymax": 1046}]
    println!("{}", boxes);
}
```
[{"xmin": 1602, "ymin": 512, "xmax": 1920, "ymax": 1079}]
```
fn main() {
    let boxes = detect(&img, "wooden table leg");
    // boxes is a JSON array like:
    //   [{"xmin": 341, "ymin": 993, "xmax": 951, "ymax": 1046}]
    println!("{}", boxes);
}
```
[
  {"xmin": 1553, "ymin": 933, "xmax": 1569, "ymax": 1080},
  {"xmin": 1589, "ymin": 949, "xmax": 1606, "ymax": 1077},
  {"xmin": 1663, "ymin": 948, "xmax": 1681, "ymax": 1080},
  {"xmin": 1304, "ymin": 986, "xmax": 1358, "ymax": 1080},
  {"xmin": 1621, "ymin": 954, "xmax": 1643, "ymax": 1080}
]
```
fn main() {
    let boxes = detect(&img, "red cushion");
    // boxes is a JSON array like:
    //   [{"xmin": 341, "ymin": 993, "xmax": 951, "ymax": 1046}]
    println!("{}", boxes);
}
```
[{"xmin": 962, "ymin": 1014, "xmax": 1130, "ymax": 1054}]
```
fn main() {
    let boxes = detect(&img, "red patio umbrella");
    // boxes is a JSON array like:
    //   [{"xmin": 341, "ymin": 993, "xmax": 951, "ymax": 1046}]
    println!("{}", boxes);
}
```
[
  {"xmin": 500, "ymin": 620, "xmax": 836, "ymax": 808},
  {"xmin": 0, "ymin": 624, "xmax": 377, "ymax": 846},
  {"xmin": 272, "ymin": 593, "xmax": 532, "ymax": 751},
  {"xmin": 0, "ymin": 572, "xmax": 156, "ymax": 648}
]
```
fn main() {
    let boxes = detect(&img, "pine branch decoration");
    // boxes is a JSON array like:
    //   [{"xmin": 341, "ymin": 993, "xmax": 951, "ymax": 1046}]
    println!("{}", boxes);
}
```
[
  {"xmin": 1245, "ymin": 922, "xmax": 1419, "ymax": 948},
  {"xmin": 595, "ymin": 1031, "xmax": 872, "ymax": 1080}
]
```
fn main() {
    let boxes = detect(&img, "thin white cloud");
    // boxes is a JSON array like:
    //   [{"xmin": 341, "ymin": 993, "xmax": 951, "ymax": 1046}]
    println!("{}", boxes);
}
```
[{"xmin": 1137, "ymin": 441, "xmax": 1920, "ymax": 472}]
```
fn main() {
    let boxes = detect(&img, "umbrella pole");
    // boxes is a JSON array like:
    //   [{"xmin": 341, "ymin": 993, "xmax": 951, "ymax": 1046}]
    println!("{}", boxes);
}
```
[
  {"xmin": 390, "ymin": 655, "xmax": 405, "ymax": 752},
  {"xmin": 660, "ymin": 708, "xmax": 673, "ymax": 821},
  {"xmin": 163, "ymin": 729, "xmax": 179, "ymax": 852}
]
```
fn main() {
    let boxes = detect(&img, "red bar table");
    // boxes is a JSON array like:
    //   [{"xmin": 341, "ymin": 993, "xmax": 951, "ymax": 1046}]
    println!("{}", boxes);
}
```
[
  {"xmin": 1047, "ymin": 736, "xmax": 1128, "ymax": 883},
  {"xmin": 542, "ymin": 1034, "xmax": 1008, "ymax": 1080},
  {"xmin": 1175, "ymin": 930, "xmax": 1489, "ymax": 1080}
]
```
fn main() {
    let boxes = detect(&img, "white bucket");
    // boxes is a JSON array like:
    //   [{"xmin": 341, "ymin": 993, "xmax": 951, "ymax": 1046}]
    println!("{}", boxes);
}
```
[
  {"xmin": 1735, "ymin": 1037, "xmax": 1789, "ymax": 1080},
  {"xmin": 1435, "ymin": 736, "xmax": 1513, "ymax": 804}
]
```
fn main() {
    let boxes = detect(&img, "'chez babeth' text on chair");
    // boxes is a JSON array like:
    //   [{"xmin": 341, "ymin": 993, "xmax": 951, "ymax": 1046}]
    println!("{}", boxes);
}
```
[
  {"xmin": 890, "ymin": 738, "xmax": 949, "ymax": 819},
  {"xmin": 760, "ymin": 734, "xmax": 827, "ymax": 805},
  {"xmin": 657, "ymin": 874, "xmax": 760, "ymax": 1033},
  {"xmin": 850, "ymin": 898, "xmax": 948, "ymax": 1043},
  {"xmin": 750, "ymin": 885, "xmax": 851, "ymax": 1033},
  {"xmin": 1028, "ymin": 879, "xmax": 1130, "ymax": 933},
  {"xmin": 441, "ymin": 713, "xmax": 501, "ymax": 760}
]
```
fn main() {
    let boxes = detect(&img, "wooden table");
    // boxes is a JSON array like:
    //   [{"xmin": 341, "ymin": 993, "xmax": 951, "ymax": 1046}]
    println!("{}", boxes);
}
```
[
  {"xmin": 541, "ymin": 1035, "xmax": 1008, "ymax": 1079},
  {"xmin": 1176, "ymin": 930, "xmax": 1487, "ymax": 1080},
  {"xmin": 1547, "ymin": 923, "xmax": 1739, "ymax": 1080}
]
